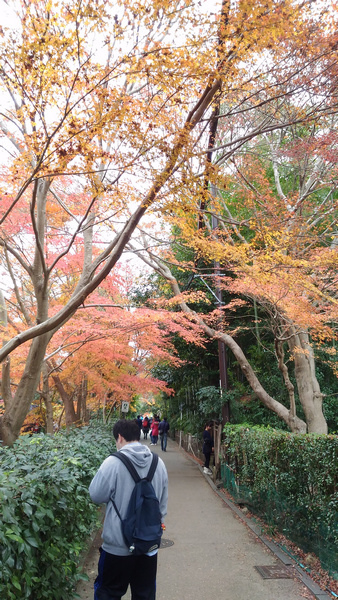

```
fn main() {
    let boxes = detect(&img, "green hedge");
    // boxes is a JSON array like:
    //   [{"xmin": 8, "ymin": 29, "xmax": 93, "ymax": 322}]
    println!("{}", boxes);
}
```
[
  {"xmin": 0, "ymin": 423, "xmax": 113, "ymax": 599},
  {"xmin": 221, "ymin": 424, "xmax": 338, "ymax": 577}
]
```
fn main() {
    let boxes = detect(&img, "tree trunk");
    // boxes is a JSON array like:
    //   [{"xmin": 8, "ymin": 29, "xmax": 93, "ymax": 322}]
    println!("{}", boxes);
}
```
[
  {"xmin": 218, "ymin": 330, "xmax": 306, "ymax": 433},
  {"xmin": 82, "ymin": 377, "xmax": 88, "ymax": 423},
  {"xmin": 0, "ymin": 180, "xmax": 52, "ymax": 446},
  {"xmin": 102, "ymin": 392, "xmax": 107, "ymax": 423},
  {"xmin": 0, "ymin": 333, "xmax": 51, "ymax": 445},
  {"xmin": 42, "ymin": 362, "xmax": 54, "ymax": 435},
  {"xmin": 275, "ymin": 339, "xmax": 298, "ymax": 430},
  {"xmin": 0, "ymin": 291, "xmax": 12, "ymax": 413},
  {"xmin": 76, "ymin": 376, "xmax": 88, "ymax": 423},
  {"xmin": 52, "ymin": 374, "xmax": 77, "ymax": 428},
  {"xmin": 288, "ymin": 331, "xmax": 328, "ymax": 434}
]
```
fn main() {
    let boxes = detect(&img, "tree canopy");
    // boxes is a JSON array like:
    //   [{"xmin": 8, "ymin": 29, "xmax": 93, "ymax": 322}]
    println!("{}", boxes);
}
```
[{"xmin": 0, "ymin": 0, "xmax": 337, "ymax": 443}]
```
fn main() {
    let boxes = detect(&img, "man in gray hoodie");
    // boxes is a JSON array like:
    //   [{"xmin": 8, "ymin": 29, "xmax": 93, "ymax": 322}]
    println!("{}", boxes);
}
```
[{"xmin": 89, "ymin": 419, "xmax": 168, "ymax": 600}]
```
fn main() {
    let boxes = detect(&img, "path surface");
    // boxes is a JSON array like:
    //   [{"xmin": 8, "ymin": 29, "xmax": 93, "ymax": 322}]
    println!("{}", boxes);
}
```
[{"xmin": 76, "ymin": 437, "xmax": 314, "ymax": 600}]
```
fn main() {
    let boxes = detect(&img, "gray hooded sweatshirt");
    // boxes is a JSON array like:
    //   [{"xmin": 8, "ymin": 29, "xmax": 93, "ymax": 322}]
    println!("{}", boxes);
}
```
[{"xmin": 89, "ymin": 442, "xmax": 168, "ymax": 556}]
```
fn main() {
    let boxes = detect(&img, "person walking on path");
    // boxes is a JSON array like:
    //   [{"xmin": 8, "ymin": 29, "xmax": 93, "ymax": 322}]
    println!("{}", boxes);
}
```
[
  {"xmin": 142, "ymin": 415, "xmax": 150, "ymax": 440},
  {"xmin": 89, "ymin": 419, "xmax": 168, "ymax": 600},
  {"xmin": 150, "ymin": 416, "xmax": 160, "ymax": 446},
  {"xmin": 158, "ymin": 417, "xmax": 170, "ymax": 452},
  {"xmin": 202, "ymin": 421, "xmax": 214, "ymax": 475},
  {"xmin": 136, "ymin": 415, "xmax": 143, "ymax": 431}
]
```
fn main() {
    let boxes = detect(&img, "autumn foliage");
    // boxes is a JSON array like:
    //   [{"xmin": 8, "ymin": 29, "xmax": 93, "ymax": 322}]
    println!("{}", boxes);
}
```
[{"xmin": 0, "ymin": 0, "xmax": 337, "ymax": 442}]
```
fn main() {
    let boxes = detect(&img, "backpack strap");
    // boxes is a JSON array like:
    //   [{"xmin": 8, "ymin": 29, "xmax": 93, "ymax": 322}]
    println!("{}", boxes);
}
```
[
  {"xmin": 112, "ymin": 451, "xmax": 140, "ymax": 482},
  {"xmin": 146, "ymin": 452, "xmax": 159, "ymax": 482},
  {"xmin": 110, "ymin": 452, "xmax": 139, "ymax": 521},
  {"xmin": 112, "ymin": 451, "xmax": 158, "ymax": 482}
]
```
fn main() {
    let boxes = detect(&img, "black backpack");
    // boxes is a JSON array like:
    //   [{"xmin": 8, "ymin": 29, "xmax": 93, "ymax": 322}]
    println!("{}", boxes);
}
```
[{"xmin": 111, "ymin": 452, "xmax": 163, "ymax": 555}]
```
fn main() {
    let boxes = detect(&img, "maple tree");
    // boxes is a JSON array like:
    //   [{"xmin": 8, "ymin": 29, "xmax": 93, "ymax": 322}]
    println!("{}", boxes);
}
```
[
  {"xmin": 130, "ymin": 104, "xmax": 337, "ymax": 433},
  {"xmin": 0, "ymin": 0, "xmax": 336, "ymax": 444},
  {"xmin": 44, "ymin": 296, "xmax": 204, "ymax": 431},
  {"xmin": 3, "ymin": 261, "xmax": 204, "ymax": 434},
  {"xmin": 208, "ymin": 114, "xmax": 337, "ymax": 435}
]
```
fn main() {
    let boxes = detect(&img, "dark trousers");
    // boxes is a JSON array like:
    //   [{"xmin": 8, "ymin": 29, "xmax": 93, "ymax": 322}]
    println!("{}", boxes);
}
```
[
  {"xmin": 160, "ymin": 433, "xmax": 167, "ymax": 451},
  {"xmin": 94, "ymin": 548, "xmax": 157, "ymax": 600},
  {"xmin": 204, "ymin": 452, "xmax": 211, "ymax": 469}
]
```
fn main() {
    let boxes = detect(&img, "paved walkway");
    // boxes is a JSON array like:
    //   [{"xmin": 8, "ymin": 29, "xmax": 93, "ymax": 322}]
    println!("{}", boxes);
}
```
[{"xmin": 76, "ymin": 437, "xmax": 321, "ymax": 600}]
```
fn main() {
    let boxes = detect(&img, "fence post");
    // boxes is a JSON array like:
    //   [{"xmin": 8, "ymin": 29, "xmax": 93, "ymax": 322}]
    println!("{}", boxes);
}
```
[{"xmin": 212, "ymin": 422, "xmax": 222, "ymax": 480}]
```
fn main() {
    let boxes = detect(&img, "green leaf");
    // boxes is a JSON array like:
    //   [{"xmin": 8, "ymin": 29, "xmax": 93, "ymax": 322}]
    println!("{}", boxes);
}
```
[
  {"xmin": 7, "ymin": 533, "xmax": 24, "ymax": 543},
  {"xmin": 25, "ymin": 537, "xmax": 39, "ymax": 548},
  {"xmin": 23, "ymin": 502, "xmax": 33, "ymax": 517},
  {"xmin": 12, "ymin": 577, "xmax": 21, "ymax": 591}
]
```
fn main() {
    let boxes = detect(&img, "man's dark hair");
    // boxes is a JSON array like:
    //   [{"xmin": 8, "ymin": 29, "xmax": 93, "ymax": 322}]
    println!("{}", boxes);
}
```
[{"xmin": 113, "ymin": 419, "xmax": 140, "ymax": 442}]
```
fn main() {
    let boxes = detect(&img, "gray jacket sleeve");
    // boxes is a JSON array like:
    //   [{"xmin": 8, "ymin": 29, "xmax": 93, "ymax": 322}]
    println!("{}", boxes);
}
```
[
  {"xmin": 155, "ymin": 457, "xmax": 168, "ymax": 520},
  {"xmin": 89, "ymin": 456, "xmax": 117, "ymax": 505}
]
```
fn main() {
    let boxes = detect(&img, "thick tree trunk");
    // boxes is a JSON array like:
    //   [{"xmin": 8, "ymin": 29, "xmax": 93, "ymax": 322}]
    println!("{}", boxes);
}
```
[
  {"xmin": 0, "ymin": 333, "xmax": 51, "ymax": 445},
  {"xmin": 288, "ymin": 331, "xmax": 327, "ymax": 434},
  {"xmin": 0, "ymin": 181, "xmax": 52, "ymax": 445}
]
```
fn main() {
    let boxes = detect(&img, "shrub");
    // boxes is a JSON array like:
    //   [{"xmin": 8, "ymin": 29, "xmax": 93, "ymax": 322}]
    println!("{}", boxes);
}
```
[
  {"xmin": 0, "ymin": 423, "xmax": 113, "ymax": 599},
  {"xmin": 221, "ymin": 424, "xmax": 338, "ymax": 576}
]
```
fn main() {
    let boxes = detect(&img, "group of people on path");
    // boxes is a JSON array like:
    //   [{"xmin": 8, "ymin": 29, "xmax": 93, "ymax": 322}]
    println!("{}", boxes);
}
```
[{"xmin": 136, "ymin": 414, "xmax": 170, "ymax": 452}]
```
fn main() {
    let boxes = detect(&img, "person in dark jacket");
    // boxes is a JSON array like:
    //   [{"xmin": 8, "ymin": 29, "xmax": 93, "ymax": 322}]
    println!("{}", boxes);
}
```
[
  {"xmin": 202, "ymin": 422, "xmax": 214, "ymax": 475},
  {"xmin": 158, "ymin": 417, "xmax": 170, "ymax": 452},
  {"xmin": 89, "ymin": 419, "xmax": 168, "ymax": 600}
]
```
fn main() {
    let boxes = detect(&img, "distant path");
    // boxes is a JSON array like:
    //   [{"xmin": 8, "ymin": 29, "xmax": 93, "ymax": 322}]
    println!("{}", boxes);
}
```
[{"xmin": 76, "ymin": 436, "xmax": 314, "ymax": 600}]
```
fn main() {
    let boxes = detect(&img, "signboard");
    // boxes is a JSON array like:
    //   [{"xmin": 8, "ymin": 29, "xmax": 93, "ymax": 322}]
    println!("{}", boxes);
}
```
[{"xmin": 121, "ymin": 401, "xmax": 130, "ymax": 413}]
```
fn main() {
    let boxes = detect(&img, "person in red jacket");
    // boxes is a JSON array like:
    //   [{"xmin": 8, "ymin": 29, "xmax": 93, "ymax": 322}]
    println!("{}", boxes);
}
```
[
  {"xmin": 150, "ymin": 416, "xmax": 160, "ymax": 446},
  {"xmin": 142, "ymin": 415, "xmax": 150, "ymax": 440}
]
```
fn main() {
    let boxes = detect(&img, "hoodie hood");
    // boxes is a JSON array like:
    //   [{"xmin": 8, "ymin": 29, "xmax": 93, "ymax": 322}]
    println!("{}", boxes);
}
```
[{"xmin": 119, "ymin": 441, "xmax": 153, "ymax": 469}]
